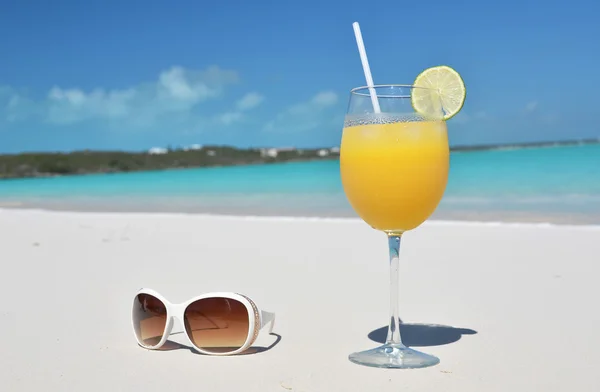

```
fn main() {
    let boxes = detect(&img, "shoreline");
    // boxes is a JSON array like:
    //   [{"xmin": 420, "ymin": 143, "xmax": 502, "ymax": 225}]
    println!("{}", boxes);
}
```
[{"xmin": 2, "ymin": 205, "xmax": 599, "ymax": 230}]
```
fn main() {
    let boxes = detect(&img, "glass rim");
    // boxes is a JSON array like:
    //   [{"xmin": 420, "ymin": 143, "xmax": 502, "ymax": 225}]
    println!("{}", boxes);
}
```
[{"xmin": 350, "ymin": 84, "xmax": 435, "ymax": 99}]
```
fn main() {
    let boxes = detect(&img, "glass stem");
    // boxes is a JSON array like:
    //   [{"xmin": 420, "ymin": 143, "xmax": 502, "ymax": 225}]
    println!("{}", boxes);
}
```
[{"xmin": 385, "ymin": 234, "xmax": 405, "ymax": 346}]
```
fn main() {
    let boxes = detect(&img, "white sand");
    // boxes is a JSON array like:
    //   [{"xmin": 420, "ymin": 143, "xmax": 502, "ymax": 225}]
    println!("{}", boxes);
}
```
[{"xmin": 1, "ymin": 209, "xmax": 599, "ymax": 391}]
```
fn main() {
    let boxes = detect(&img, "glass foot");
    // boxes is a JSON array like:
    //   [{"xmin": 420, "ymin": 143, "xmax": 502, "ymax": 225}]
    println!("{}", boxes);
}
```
[{"xmin": 348, "ymin": 343, "xmax": 440, "ymax": 369}]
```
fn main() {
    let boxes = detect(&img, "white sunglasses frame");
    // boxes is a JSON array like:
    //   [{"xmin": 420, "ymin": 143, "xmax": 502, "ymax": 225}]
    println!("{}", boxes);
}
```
[{"xmin": 131, "ymin": 288, "xmax": 276, "ymax": 356}]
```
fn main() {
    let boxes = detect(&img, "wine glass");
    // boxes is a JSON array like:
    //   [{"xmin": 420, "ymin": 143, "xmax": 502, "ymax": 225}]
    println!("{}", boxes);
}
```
[{"xmin": 340, "ymin": 84, "xmax": 449, "ymax": 368}]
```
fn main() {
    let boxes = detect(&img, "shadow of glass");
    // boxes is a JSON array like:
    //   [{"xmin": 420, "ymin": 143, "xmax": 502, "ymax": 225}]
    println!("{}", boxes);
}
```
[
  {"xmin": 154, "ymin": 332, "xmax": 282, "ymax": 356},
  {"xmin": 368, "ymin": 323, "xmax": 477, "ymax": 347}
]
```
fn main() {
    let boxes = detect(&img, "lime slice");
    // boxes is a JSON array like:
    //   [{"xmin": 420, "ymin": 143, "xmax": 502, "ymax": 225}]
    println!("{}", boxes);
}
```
[{"xmin": 411, "ymin": 65, "xmax": 466, "ymax": 120}]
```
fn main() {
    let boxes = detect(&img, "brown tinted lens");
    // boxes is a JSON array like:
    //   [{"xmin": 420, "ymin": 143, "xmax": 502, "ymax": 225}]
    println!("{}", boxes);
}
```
[
  {"xmin": 132, "ymin": 294, "xmax": 167, "ymax": 347},
  {"xmin": 184, "ymin": 297, "xmax": 250, "ymax": 353}
]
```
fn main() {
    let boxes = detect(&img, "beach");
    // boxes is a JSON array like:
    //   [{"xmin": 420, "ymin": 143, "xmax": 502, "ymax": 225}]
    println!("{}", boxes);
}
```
[{"xmin": 2, "ymin": 208, "xmax": 599, "ymax": 391}]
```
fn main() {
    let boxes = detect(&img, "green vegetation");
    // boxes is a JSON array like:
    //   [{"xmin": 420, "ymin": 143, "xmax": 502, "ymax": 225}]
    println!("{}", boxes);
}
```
[
  {"xmin": 0, "ymin": 145, "xmax": 340, "ymax": 179},
  {"xmin": 1, "ymin": 138, "xmax": 597, "ymax": 180}
]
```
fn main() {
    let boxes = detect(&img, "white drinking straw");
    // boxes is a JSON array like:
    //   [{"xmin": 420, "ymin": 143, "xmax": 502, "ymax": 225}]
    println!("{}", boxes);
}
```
[{"xmin": 352, "ymin": 22, "xmax": 381, "ymax": 113}]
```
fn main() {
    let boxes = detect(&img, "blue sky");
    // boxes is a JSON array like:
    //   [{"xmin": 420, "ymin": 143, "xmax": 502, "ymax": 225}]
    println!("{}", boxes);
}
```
[{"xmin": 0, "ymin": 0, "xmax": 598, "ymax": 154}]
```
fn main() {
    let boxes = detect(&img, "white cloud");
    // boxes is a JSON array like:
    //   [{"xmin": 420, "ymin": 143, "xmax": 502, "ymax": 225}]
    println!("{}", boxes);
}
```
[
  {"xmin": 7, "ymin": 96, "xmax": 21, "ymax": 109},
  {"xmin": 4, "ymin": 65, "xmax": 241, "ymax": 127},
  {"xmin": 1, "ymin": 89, "xmax": 38, "ymax": 124},
  {"xmin": 236, "ymin": 92, "xmax": 264, "ymax": 111},
  {"xmin": 525, "ymin": 101, "xmax": 538, "ymax": 113},
  {"xmin": 214, "ymin": 92, "xmax": 265, "ymax": 126},
  {"xmin": 1, "ymin": 73, "xmax": 336, "ymax": 140},
  {"xmin": 264, "ymin": 90, "xmax": 339, "ymax": 133},
  {"xmin": 158, "ymin": 67, "xmax": 215, "ymax": 102},
  {"xmin": 311, "ymin": 91, "xmax": 338, "ymax": 107},
  {"xmin": 46, "ymin": 86, "xmax": 137, "ymax": 124},
  {"xmin": 217, "ymin": 111, "xmax": 244, "ymax": 125},
  {"xmin": 287, "ymin": 90, "xmax": 338, "ymax": 116}
]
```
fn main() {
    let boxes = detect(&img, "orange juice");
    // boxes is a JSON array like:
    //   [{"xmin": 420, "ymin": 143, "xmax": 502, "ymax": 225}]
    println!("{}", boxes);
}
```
[{"xmin": 340, "ymin": 119, "xmax": 449, "ymax": 234}]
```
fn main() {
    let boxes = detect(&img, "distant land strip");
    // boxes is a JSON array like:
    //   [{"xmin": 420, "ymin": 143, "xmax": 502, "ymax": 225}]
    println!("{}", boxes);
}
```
[
  {"xmin": 451, "ymin": 137, "xmax": 599, "ymax": 152},
  {"xmin": 0, "ymin": 138, "xmax": 598, "ymax": 180}
]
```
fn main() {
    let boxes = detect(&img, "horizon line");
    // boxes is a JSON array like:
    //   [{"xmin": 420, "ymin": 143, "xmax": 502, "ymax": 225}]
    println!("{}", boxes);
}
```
[{"xmin": 1, "ymin": 136, "xmax": 599, "ymax": 156}]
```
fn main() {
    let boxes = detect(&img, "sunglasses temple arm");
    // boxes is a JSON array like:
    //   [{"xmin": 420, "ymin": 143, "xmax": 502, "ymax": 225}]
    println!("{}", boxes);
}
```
[{"xmin": 260, "ymin": 310, "xmax": 276, "ymax": 334}]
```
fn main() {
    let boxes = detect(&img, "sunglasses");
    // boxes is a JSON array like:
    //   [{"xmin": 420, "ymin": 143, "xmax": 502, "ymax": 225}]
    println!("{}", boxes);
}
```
[{"xmin": 131, "ymin": 288, "xmax": 276, "ymax": 356}]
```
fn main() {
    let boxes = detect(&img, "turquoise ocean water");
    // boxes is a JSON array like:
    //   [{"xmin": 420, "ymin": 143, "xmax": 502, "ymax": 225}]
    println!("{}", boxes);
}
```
[{"xmin": 1, "ymin": 143, "xmax": 599, "ymax": 224}]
